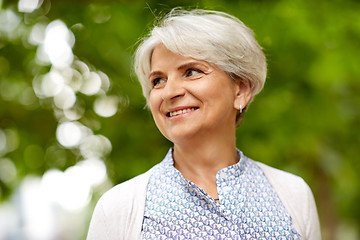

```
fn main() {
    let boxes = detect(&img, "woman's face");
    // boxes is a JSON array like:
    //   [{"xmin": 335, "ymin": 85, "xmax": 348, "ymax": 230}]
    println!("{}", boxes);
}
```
[{"xmin": 149, "ymin": 44, "xmax": 250, "ymax": 144}]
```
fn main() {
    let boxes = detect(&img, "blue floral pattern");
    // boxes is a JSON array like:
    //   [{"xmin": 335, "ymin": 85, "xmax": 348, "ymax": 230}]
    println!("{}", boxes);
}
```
[{"xmin": 142, "ymin": 149, "xmax": 301, "ymax": 239}]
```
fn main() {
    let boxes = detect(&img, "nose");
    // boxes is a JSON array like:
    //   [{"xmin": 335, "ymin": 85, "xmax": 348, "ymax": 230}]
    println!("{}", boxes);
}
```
[{"xmin": 161, "ymin": 76, "xmax": 185, "ymax": 101}]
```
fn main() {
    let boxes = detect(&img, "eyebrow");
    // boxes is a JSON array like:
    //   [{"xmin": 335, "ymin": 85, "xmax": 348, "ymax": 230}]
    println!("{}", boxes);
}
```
[
  {"xmin": 149, "ymin": 62, "xmax": 208, "ymax": 78},
  {"xmin": 177, "ymin": 62, "xmax": 207, "ymax": 71},
  {"xmin": 149, "ymin": 71, "xmax": 162, "ymax": 78}
]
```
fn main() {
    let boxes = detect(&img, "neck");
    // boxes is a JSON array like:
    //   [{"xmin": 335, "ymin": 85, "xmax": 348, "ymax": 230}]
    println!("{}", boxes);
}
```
[{"xmin": 172, "ymin": 130, "xmax": 239, "ymax": 185}]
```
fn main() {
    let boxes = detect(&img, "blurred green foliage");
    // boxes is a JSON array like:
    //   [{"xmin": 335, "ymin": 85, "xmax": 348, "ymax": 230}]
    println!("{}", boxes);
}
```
[{"xmin": 0, "ymin": 0, "xmax": 359, "ymax": 239}]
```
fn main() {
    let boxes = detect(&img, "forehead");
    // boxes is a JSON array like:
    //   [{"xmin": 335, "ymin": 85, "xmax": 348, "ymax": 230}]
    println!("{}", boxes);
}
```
[{"xmin": 150, "ymin": 44, "xmax": 194, "ymax": 71}]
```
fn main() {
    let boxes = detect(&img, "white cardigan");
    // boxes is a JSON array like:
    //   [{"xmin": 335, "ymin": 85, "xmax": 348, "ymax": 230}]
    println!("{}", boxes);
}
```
[{"xmin": 87, "ymin": 162, "xmax": 321, "ymax": 240}]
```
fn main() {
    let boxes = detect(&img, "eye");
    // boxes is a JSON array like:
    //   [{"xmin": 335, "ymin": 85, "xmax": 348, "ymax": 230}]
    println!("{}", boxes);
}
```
[
  {"xmin": 152, "ymin": 78, "xmax": 166, "ymax": 88},
  {"xmin": 185, "ymin": 68, "xmax": 203, "ymax": 77}
]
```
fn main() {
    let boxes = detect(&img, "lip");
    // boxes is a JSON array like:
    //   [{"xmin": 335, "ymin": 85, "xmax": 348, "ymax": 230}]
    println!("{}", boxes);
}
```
[{"xmin": 166, "ymin": 106, "xmax": 199, "ymax": 118}]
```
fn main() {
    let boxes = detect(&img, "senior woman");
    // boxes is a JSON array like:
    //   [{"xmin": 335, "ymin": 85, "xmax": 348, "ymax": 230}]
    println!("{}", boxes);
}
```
[{"xmin": 87, "ymin": 9, "xmax": 321, "ymax": 240}]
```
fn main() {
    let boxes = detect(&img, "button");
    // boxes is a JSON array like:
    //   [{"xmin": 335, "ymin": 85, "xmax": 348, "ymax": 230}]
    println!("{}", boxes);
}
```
[{"xmin": 220, "ymin": 172, "xmax": 227, "ymax": 180}]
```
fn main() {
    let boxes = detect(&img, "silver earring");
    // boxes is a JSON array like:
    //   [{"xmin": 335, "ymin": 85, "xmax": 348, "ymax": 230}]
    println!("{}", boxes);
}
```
[{"xmin": 239, "ymin": 104, "xmax": 242, "ymax": 114}]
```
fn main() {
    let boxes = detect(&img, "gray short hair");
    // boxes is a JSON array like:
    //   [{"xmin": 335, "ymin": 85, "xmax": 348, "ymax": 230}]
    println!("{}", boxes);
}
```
[{"xmin": 134, "ymin": 9, "xmax": 267, "ymax": 125}]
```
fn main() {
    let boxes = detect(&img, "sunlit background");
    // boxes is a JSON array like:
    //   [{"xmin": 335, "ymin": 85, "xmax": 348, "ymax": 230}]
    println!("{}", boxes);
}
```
[
  {"xmin": 0, "ymin": 0, "xmax": 359, "ymax": 239},
  {"xmin": 1, "ymin": 0, "xmax": 117, "ymax": 239}
]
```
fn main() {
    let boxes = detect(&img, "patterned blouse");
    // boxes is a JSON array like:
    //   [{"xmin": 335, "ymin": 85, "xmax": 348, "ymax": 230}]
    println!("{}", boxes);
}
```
[{"xmin": 142, "ymin": 149, "xmax": 301, "ymax": 239}]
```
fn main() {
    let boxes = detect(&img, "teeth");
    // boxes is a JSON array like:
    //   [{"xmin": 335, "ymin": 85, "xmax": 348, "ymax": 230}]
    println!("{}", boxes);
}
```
[{"xmin": 169, "ymin": 108, "xmax": 196, "ymax": 117}]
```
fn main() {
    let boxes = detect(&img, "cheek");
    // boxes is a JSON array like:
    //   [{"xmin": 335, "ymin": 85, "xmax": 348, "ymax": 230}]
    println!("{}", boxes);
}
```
[
  {"xmin": 149, "ymin": 93, "xmax": 163, "ymax": 119},
  {"xmin": 194, "ymin": 80, "xmax": 235, "ymax": 104},
  {"xmin": 148, "ymin": 92, "xmax": 158, "ymax": 108}
]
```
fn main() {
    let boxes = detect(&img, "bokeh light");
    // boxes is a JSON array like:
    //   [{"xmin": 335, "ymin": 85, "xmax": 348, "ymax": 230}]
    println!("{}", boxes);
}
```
[
  {"xmin": 0, "ymin": 129, "xmax": 6, "ymax": 154},
  {"xmin": 37, "ymin": 20, "xmax": 74, "ymax": 68},
  {"xmin": 80, "ymin": 71, "xmax": 102, "ymax": 96},
  {"xmin": 18, "ymin": 0, "xmax": 42, "ymax": 13},
  {"xmin": 40, "ymin": 70, "xmax": 65, "ymax": 97},
  {"xmin": 29, "ymin": 23, "xmax": 46, "ymax": 45},
  {"xmin": 41, "ymin": 158, "xmax": 107, "ymax": 211},
  {"xmin": 63, "ymin": 104, "xmax": 85, "ymax": 121},
  {"xmin": 0, "ymin": 9, "xmax": 20, "ymax": 34},
  {"xmin": 98, "ymin": 71, "xmax": 111, "ymax": 92},
  {"xmin": 79, "ymin": 134, "xmax": 112, "ymax": 158},
  {"xmin": 53, "ymin": 85, "xmax": 76, "ymax": 109},
  {"xmin": 77, "ymin": 158, "xmax": 107, "ymax": 187},
  {"xmin": 0, "ymin": 128, "xmax": 19, "ymax": 156},
  {"xmin": 56, "ymin": 121, "xmax": 89, "ymax": 148},
  {"xmin": 0, "ymin": 202, "xmax": 18, "ymax": 240},
  {"xmin": 94, "ymin": 95, "xmax": 118, "ymax": 117},
  {"xmin": 0, "ymin": 158, "xmax": 17, "ymax": 184},
  {"xmin": 20, "ymin": 176, "xmax": 55, "ymax": 240}
]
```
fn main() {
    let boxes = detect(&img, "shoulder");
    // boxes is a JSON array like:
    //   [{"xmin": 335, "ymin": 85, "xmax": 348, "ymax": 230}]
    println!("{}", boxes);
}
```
[
  {"xmin": 87, "ymin": 169, "xmax": 152, "ymax": 240},
  {"xmin": 253, "ymin": 161, "xmax": 321, "ymax": 240},
  {"xmin": 99, "ymin": 170, "xmax": 152, "ymax": 207},
  {"xmin": 254, "ymin": 161, "xmax": 307, "ymax": 193}
]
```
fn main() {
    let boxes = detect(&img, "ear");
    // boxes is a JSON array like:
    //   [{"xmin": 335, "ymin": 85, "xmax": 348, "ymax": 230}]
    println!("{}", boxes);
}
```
[{"xmin": 233, "ymin": 79, "xmax": 252, "ymax": 111}]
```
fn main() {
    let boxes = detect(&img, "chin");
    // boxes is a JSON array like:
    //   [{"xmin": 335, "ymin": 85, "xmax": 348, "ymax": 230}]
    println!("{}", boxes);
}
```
[{"xmin": 165, "ymin": 128, "xmax": 205, "ymax": 144}]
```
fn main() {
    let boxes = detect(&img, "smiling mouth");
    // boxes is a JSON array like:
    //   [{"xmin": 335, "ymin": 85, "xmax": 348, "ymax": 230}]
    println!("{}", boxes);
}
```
[{"xmin": 168, "ymin": 107, "xmax": 198, "ymax": 117}]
